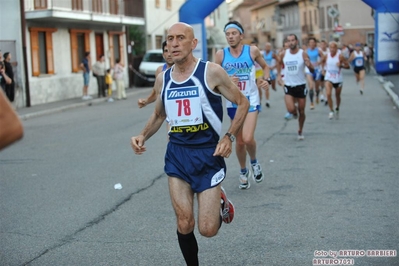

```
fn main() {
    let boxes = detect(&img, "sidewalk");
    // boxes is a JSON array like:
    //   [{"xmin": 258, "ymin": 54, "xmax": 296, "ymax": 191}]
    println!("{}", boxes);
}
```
[{"xmin": 17, "ymin": 87, "xmax": 146, "ymax": 120}]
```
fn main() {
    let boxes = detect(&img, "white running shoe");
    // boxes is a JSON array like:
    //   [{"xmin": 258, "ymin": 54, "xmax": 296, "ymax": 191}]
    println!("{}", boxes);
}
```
[
  {"xmin": 329, "ymin": 111, "xmax": 334, "ymax": 120},
  {"xmin": 239, "ymin": 170, "xmax": 250, "ymax": 190},
  {"xmin": 251, "ymin": 163, "xmax": 264, "ymax": 183},
  {"xmin": 297, "ymin": 133, "xmax": 305, "ymax": 140}
]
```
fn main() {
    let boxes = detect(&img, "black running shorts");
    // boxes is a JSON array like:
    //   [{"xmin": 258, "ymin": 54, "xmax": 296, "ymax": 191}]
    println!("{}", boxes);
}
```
[
  {"xmin": 353, "ymin": 66, "xmax": 365, "ymax": 74},
  {"xmin": 284, "ymin": 84, "xmax": 307, "ymax": 98}
]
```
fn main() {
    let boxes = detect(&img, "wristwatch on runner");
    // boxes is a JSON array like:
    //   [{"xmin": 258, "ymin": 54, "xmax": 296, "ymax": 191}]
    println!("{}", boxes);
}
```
[{"xmin": 225, "ymin": 132, "xmax": 235, "ymax": 142}]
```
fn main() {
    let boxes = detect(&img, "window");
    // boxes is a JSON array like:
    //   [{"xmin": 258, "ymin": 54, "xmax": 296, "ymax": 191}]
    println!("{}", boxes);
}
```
[
  {"xmin": 166, "ymin": 0, "xmax": 171, "ymax": 10},
  {"xmin": 92, "ymin": 0, "xmax": 102, "ymax": 13},
  {"xmin": 319, "ymin": 7, "xmax": 325, "ymax": 29},
  {"xmin": 72, "ymin": 0, "xmax": 83, "ymax": 11},
  {"xmin": 309, "ymin": 11, "xmax": 313, "ymax": 31},
  {"xmin": 304, "ymin": 11, "xmax": 307, "ymax": 26},
  {"xmin": 155, "ymin": 0, "xmax": 160, "ymax": 8},
  {"xmin": 314, "ymin": 10, "xmax": 317, "ymax": 25},
  {"xmin": 155, "ymin": 35, "xmax": 163, "ymax": 49},
  {"xmin": 29, "ymin": 27, "xmax": 57, "ymax": 76},
  {"xmin": 34, "ymin": 0, "xmax": 47, "ymax": 9},
  {"xmin": 108, "ymin": 32, "xmax": 125, "ymax": 67},
  {"xmin": 113, "ymin": 35, "xmax": 120, "ymax": 61},
  {"xmin": 109, "ymin": 0, "xmax": 118, "ymax": 14},
  {"xmin": 70, "ymin": 29, "xmax": 91, "ymax": 72},
  {"xmin": 327, "ymin": 6, "xmax": 332, "ymax": 29}
]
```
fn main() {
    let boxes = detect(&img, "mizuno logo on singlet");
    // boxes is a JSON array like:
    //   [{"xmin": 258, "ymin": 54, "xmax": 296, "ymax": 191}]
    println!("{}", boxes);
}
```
[{"xmin": 167, "ymin": 87, "xmax": 199, "ymax": 99}]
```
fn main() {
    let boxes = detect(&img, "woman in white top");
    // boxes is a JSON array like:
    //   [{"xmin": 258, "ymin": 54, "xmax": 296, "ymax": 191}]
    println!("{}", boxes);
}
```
[{"xmin": 321, "ymin": 41, "xmax": 350, "ymax": 120}]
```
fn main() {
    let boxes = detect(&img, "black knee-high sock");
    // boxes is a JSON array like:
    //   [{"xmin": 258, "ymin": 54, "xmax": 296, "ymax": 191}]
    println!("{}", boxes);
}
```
[
  {"xmin": 309, "ymin": 90, "xmax": 314, "ymax": 102},
  {"xmin": 177, "ymin": 230, "xmax": 199, "ymax": 266}
]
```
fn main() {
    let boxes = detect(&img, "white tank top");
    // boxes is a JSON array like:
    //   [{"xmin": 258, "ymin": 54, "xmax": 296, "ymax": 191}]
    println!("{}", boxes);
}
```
[
  {"xmin": 320, "ymin": 48, "xmax": 329, "ymax": 70},
  {"xmin": 283, "ymin": 49, "xmax": 306, "ymax": 86},
  {"xmin": 325, "ymin": 51, "xmax": 343, "ymax": 83}
]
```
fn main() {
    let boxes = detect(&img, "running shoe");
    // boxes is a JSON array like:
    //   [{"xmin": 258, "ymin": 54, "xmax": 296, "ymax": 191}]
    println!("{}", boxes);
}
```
[
  {"xmin": 220, "ymin": 186, "xmax": 235, "ymax": 224},
  {"xmin": 320, "ymin": 95, "xmax": 325, "ymax": 102},
  {"xmin": 284, "ymin": 112, "xmax": 293, "ymax": 120},
  {"xmin": 297, "ymin": 132, "xmax": 305, "ymax": 140},
  {"xmin": 239, "ymin": 170, "xmax": 250, "ymax": 189},
  {"xmin": 329, "ymin": 111, "xmax": 334, "ymax": 120},
  {"xmin": 360, "ymin": 89, "xmax": 363, "ymax": 95},
  {"xmin": 310, "ymin": 103, "xmax": 315, "ymax": 110},
  {"xmin": 251, "ymin": 163, "xmax": 264, "ymax": 183},
  {"xmin": 265, "ymin": 102, "xmax": 270, "ymax": 108},
  {"xmin": 335, "ymin": 108, "xmax": 339, "ymax": 120}
]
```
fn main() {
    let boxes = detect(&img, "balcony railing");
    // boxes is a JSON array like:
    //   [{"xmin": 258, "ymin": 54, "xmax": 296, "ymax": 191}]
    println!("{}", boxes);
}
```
[{"xmin": 25, "ymin": 0, "xmax": 144, "ymax": 18}]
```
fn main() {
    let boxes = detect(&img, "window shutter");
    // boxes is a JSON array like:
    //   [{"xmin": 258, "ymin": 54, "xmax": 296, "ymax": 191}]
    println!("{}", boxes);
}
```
[
  {"xmin": 84, "ymin": 32, "xmax": 90, "ymax": 52},
  {"xmin": 30, "ymin": 30, "xmax": 40, "ymax": 77},
  {"xmin": 70, "ymin": 31, "xmax": 79, "ymax": 72},
  {"xmin": 46, "ymin": 32, "xmax": 55, "ymax": 74},
  {"xmin": 119, "ymin": 34, "xmax": 124, "ymax": 65},
  {"xmin": 108, "ymin": 33, "xmax": 114, "ymax": 67}
]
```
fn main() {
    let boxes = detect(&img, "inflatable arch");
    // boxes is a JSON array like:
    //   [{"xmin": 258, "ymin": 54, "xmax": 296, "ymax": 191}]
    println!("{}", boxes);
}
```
[
  {"xmin": 362, "ymin": 0, "xmax": 399, "ymax": 75},
  {"xmin": 179, "ymin": 0, "xmax": 225, "ymax": 61}
]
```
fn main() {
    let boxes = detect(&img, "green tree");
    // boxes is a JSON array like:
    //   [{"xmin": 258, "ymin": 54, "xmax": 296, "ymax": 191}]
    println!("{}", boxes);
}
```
[{"xmin": 129, "ymin": 25, "xmax": 145, "ymax": 56}]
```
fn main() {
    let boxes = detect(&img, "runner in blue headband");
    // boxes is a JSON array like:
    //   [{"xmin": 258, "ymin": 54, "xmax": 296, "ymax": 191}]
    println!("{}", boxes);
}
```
[{"xmin": 224, "ymin": 24, "xmax": 243, "ymax": 34}]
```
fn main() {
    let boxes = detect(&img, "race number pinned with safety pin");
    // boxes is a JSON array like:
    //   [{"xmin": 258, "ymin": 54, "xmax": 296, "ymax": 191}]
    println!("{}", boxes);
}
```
[
  {"xmin": 327, "ymin": 70, "xmax": 340, "ymax": 79},
  {"xmin": 285, "ymin": 61, "xmax": 299, "ymax": 75},
  {"xmin": 166, "ymin": 86, "xmax": 203, "ymax": 126}
]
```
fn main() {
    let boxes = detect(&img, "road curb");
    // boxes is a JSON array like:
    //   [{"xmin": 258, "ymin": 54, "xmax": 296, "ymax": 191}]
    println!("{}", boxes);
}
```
[
  {"xmin": 376, "ymin": 76, "xmax": 399, "ymax": 109},
  {"xmin": 18, "ymin": 89, "xmax": 147, "ymax": 120},
  {"xmin": 19, "ymin": 101, "xmax": 95, "ymax": 120}
]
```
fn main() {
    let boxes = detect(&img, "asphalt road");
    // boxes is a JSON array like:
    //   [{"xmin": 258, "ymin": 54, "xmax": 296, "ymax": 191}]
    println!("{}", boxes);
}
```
[{"xmin": 1, "ymin": 69, "xmax": 398, "ymax": 266}]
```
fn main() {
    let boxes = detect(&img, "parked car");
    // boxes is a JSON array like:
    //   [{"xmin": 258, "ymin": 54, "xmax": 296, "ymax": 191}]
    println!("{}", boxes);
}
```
[{"xmin": 137, "ymin": 49, "xmax": 165, "ymax": 86}]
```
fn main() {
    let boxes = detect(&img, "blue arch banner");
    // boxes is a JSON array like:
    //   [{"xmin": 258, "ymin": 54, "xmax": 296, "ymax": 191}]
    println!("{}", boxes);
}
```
[
  {"xmin": 362, "ymin": 0, "xmax": 399, "ymax": 75},
  {"xmin": 179, "ymin": 0, "xmax": 225, "ymax": 61}
]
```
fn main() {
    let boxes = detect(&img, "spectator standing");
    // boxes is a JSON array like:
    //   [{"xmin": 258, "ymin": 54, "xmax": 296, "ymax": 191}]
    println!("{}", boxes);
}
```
[
  {"xmin": 3, "ymin": 52, "xmax": 15, "ymax": 102},
  {"xmin": 92, "ymin": 55, "xmax": 106, "ymax": 98},
  {"xmin": 105, "ymin": 68, "xmax": 114, "ymax": 102},
  {"xmin": 113, "ymin": 58, "xmax": 126, "ymax": 100},
  {"xmin": 80, "ymin": 52, "xmax": 92, "ymax": 100},
  {"xmin": 0, "ymin": 61, "xmax": 12, "ymax": 93}
]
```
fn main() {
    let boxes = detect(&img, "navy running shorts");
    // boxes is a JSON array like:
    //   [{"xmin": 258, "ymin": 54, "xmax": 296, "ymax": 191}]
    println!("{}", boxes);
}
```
[
  {"xmin": 164, "ymin": 142, "xmax": 226, "ymax": 193},
  {"xmin": 353, "ymin": 66, "xmax": 365, "ymax": 74}
]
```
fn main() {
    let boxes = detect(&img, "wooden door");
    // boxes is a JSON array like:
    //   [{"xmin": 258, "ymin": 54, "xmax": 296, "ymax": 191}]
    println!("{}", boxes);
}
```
[{"xmin": 95, "ymin": 33, "xmax": 104, "ymax": 60}]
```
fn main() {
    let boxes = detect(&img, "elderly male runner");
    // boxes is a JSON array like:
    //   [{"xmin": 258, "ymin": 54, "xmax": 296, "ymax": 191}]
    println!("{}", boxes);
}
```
[
  {"xmin": 278, "ymin": 34, "xmax": 314, "ymax": 140},
  {"xmin": 131, "ymin": 22, "xmax": 249, "ymax": 266},
  {"xmin": 321, "ymin": 41, "xmax": 350, "ymax": 120},
  {"xmin": 215, "ymin": 21, "xmax": 270, "ymax": 190}
]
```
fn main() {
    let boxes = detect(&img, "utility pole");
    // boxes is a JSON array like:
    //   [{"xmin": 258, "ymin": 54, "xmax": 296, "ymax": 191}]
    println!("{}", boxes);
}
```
[{"xmin": 20, "ymin": 0, "xmax": 30, "ymax": 107}]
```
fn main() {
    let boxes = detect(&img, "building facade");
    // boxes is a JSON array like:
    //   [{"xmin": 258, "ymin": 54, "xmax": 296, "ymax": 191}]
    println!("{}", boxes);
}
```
[
  {"xmin": 0, "ymin": 0, "xmax": 26, "ymax": 108},
  {"xmin": 250, "ymin": 0, "xmax": 278, "ymax": 48},
  {"xmin": 319, "ymin": 0, "xmax": 374, "ymax": 46},
  {"xmin": 21, "ymin": 0, "xmax": 145, "ymax": 106},
  {"xmin": 145, "ymin": 0, "xmax": 185, "ymax": 50}
]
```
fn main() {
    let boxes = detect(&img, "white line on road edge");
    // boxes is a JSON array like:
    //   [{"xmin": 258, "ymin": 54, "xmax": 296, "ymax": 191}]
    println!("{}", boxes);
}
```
[{"xmin": 377, "ymin": 75, "xmax": 399, "ymax": 109}]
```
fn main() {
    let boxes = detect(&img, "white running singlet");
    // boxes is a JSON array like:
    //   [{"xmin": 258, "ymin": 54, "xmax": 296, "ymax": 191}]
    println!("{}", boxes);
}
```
[
  {"xmin": 325, "ymin": 51, "xmax": 343, "ymax": 83},
  {"xmin": 283, "ymin": 49, "xmax": 306, "ymax": 86}
]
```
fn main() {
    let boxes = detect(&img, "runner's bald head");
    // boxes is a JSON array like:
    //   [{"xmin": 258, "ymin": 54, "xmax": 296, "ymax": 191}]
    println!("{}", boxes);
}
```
[{"xmin": 168, "ymin": 22, "xmax": 195, "ymax": 40}]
